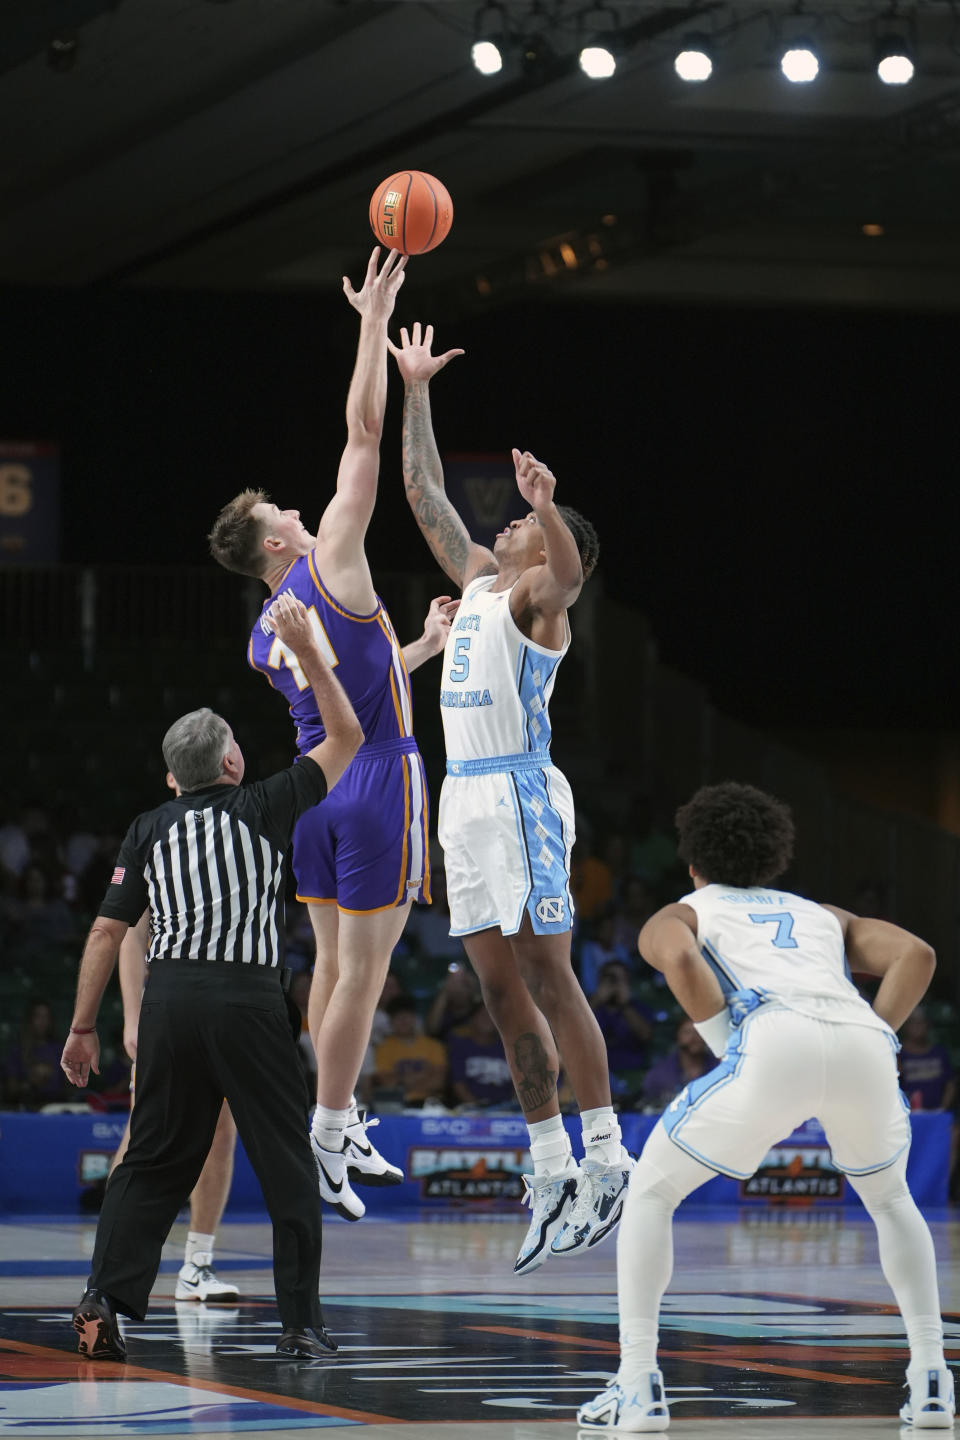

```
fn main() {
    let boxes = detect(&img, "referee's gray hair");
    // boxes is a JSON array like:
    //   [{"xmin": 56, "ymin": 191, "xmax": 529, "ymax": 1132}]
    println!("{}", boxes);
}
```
[{"xmin": 162, "ymin": 708, "xmax": 231, "ymax": 792}]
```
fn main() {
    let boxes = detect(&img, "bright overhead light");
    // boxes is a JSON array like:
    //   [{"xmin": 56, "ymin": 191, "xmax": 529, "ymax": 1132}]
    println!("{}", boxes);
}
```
[
  {"xmin": 579, "ymin": 44, "xmax": 616, "ymax": 79},
  {"xmin": 472, "ymin": 3, "xmax": 506, "ymax": 76},
  {"xmin": 876, "ymin": 35, "xmax": 914, "ymax": 85},
  {"xmin": 781, "ymin": 44, "xmax": 819, "ymax": 83},
  {"xmin": 471, "ymin": 39, "xmax": 503, "ymax": 74},
  {"xmin": 674, "ymin": 38, "xmax": 713, "ymax": 82}
]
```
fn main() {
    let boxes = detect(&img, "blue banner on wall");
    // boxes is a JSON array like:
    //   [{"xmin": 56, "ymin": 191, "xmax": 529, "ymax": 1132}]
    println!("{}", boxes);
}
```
[
  {"xmin": 443, "ymin": 455, "xmax": 527, "ymax": 551},
  {"xmin": 0, "ymin": 1109, "xmax": 949, "ymax": 1215},
  {"xmin": 0, "ymin": 441, "xmax": 60, "ymax": 562}
]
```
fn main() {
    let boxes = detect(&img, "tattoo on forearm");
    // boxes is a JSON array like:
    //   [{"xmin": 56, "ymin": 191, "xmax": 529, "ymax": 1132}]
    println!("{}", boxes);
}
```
[
  {"xmin": 513, "ymin": 1032, "xmax": 558, "ymax": 1112},
  {"xmin": 402, "ymin": 384, "xmax": 470, "ymax": 583}
]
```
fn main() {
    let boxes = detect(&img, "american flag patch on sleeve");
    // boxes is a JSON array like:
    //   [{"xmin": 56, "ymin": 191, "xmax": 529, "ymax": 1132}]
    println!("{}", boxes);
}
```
[{"xmin": 110, "ymin": 866, "xmax": 126, "ymax": 885}]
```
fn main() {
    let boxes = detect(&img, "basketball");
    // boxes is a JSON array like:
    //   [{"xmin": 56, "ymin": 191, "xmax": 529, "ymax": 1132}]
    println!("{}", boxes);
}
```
[{"xmin": 369, "ymin": 171, "xmax": 453, "ymax": 255}]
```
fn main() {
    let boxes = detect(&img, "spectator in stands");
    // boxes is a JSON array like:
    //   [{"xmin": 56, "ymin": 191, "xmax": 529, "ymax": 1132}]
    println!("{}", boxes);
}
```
[
  {"xmin": 5, "ymin": 999, "xmax": 68, "ymax": 1109},
  {"xmin": 569, "ymin": 821, "xmax": 615, "ymax": 924},
  {"xmin": 447, "ymin": 1005, "xmax": 515, "ymax": 1109},
  {"xmin": 3, "ymin": 865, "xmax": 77, "ymax": 957},
  {"xmin": 642, "ymin": 1017, "xmax": 713, "ymax": 1110},
  {"xmin": 579, "ymin": 907, "xmax": 636, "ymax": 997},
  {"xmin": 611, "ymin": 875, "xmax": 656, "ymax": 953},
  {"xmin": 590, "ymin": 960, "xmax": 653, "ymax": 1102},
  {"xmin": 627, "ymin": 794, "xmax": 678, "ymax": 894},
  {"xmin": 373, "ymin": 995, "xmax": 447, "ymax": 1108},
  {"xmin": 899, "ymin": 1007, "xmax": 956, "ymax": 1111},
  {"xmin": 424, "ymin": 959, "xmax": 481, "ymax": 1040}
]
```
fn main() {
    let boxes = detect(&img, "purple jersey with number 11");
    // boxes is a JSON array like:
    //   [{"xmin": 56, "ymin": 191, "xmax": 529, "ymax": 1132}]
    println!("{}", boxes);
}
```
[
  {"xmin": 247, "ymin": 551, "xmax": 430, "ymax": 914},
  {"xmin": 248, "ymin": 551, "xmax": 412, "ymax": 750}
]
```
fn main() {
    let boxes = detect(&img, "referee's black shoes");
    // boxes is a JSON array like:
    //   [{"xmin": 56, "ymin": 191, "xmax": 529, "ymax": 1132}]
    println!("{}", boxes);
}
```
[
  {"xmin": 276, "ymin": 1325, "xmax": 339, "ymax": 1359},
  {"xmin": 72, "ymin": 1288, "xmax": 126, "ymax": 1361}
]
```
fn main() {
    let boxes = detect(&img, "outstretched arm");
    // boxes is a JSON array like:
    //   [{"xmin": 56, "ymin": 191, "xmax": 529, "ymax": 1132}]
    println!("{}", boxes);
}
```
[
  {"xmin": 402, "ymin": 595, "xmax": 459, "ymax": 674},
  {"xmin": 316, "ymin": 248, "xmax": 407, "ymax": 564},
  {"xmin": 511, "ymin": 451, "xmax": 583, "ymax": 617},
  {"xmin": 388, "ymin": 323, "xmax": 496, "ymax": 591}
]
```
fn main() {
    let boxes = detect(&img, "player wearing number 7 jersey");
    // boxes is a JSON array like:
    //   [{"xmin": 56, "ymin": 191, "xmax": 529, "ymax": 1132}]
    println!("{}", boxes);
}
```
[
  {"xmin": 208, "ymin": 249, "xmax": 456, "ymax": 1223},
  {"xmin": 579, "ymin": 781, "xmax": 952, "ymax": 1433}
]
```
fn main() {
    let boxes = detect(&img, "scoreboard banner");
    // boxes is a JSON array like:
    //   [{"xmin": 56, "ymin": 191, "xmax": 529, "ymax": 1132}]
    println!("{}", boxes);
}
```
[
  {"xmin": 0, "ymin": 441, "xmax": 60, "ymax": 562},
  {"xmin": 0, "ymin": 1109, "xmax": 949, "ymax": 1215}
]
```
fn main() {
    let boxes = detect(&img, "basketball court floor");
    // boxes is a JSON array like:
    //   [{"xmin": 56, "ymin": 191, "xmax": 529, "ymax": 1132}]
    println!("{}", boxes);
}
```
[{"xmin": 1, "ymin": 1205, "xmax": 957, "ymax": 1437}]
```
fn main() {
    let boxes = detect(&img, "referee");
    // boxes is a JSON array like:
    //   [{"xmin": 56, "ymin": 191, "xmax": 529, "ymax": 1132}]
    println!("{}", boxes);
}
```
[{"xmin": 60, "ymin": 591, "xmax": 363, "ymax": 1363}]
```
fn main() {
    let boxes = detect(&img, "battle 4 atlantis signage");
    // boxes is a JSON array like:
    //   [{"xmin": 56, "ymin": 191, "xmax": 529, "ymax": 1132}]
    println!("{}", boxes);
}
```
[{"xmin": 741, "ymin": 1119, "xmax": 845, "ymax": 1201}]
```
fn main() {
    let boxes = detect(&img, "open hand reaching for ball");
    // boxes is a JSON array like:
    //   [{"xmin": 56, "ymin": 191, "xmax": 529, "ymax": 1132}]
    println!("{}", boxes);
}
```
[{"xmin": 388, "ymin": 322, "xmax": 464, "ymax": 383}]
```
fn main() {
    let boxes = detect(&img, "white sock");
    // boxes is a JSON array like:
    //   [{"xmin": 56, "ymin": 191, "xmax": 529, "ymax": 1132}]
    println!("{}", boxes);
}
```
[
  {"xmin": 581, "ymin": 1106, "xmax": 623, "ymax": 1166},
  {"xmin": 312, "ymin": 1103, "xmax": 349, "ymax": 1152},
  {"xmin": 346, "ymin": 1095, "xmax": 361, "ymax": 1130},
  {"xmin": 528, "ymin": 1115, "xmax": 577, "ymax": 1179},
  {"xmin": 185, "ymin": 1231, "xmax": 215, "ymax": 1269}
]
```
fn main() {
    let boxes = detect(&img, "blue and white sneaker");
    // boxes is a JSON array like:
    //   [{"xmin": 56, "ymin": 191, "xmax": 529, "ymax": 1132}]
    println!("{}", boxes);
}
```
[
  {"xmin": 513, "ymin": 1170, "xmax": 578, "ymax": 1275},
  {"xmin": 900, "ymin": 1364, "xmax": 955, "ymax": 1428},
  {"xmin": 578, "ymin": 1372, "xmax": 670, "ymax": 1432},
  {"xmin": 551, "ymin": 1153, "xmax": 634, "ymax": 1256}
]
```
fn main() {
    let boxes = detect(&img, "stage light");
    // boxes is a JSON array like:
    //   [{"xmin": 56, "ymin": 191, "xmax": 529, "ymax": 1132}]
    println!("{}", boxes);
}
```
[
  {"xmin": 577, "ymin": 4, "xmax": 620, "ymax": 79},
  {"xmin": 781, "ymin": 43, "xmax": 819, "ymax": 83},
  {"xmin": 876, "ymin": 34, "xmax": 914, "ymax": 84},
  {"xmin": 472, "ymin": 39, "xmax": 503, "ymax": 74},
  {"xmin": 579, "ymin": 44, "xmax": 617, "ymax": 78},
  {"xmin": 674, "ymin": 35, "xmax": 713, "ymax": 82},
  {"xmin": 472, "ymin": 3, "xmax": 506, "ymax": 75}
]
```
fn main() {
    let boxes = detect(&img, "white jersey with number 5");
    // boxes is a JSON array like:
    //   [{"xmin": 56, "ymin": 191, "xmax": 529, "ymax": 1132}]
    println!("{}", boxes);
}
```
[
  {"xmin": 681, "ymin": 883, "xmax": 893, "ymax": 1035},
  {"xmin": 440, "ymin": 574, "xmax": 569, "ymax": 765}
]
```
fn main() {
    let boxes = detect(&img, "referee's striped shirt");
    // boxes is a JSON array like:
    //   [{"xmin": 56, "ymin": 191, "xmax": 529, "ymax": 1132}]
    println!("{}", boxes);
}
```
[{"xmin": 98, "ymin": 759, "xmax": 327, "ymax": 967}]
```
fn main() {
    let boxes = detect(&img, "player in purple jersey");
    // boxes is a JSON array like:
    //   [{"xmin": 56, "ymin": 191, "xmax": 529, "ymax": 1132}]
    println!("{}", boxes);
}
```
[{"xmin": 208, "ymin": 248, "xmax": 455, "ymax": 1219}]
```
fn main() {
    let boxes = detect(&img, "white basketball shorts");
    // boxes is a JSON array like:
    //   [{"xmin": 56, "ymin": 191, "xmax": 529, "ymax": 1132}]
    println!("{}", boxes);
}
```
[
  {"xmin": 661, "ymin": 1004, "xmax": 910, "ymax": 1178},
  {"xmin": 438, "ymin": 763, "xmax": 576, "ymax": 938}
]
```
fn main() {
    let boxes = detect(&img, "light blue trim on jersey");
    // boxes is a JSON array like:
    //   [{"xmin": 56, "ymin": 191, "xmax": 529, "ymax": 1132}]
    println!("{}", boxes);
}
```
[
  {"xmin": 517, "ymin": 643, "xmax": 560, "ymax": 753},
  {"xmin": 662, "ymin": 1011, "xmax": 759, "ymax": 1178},
  {"xmin": 543, "ymin": 766, "xmax": 574, "ymax": 926},
  {"xmin": 507, "ymin": 772, "xmax": 535, "ymax": 933},
  {"xmin": 700, "ymin": 938, "xmax": 744, "ymax": 998},
  {"xmin": 832, "ymin": 1134, "xmax": 911, "ymax": 1177},
  {"xmin": 447, "ymin": 752, "xmax": 550, "ymax": 776}
]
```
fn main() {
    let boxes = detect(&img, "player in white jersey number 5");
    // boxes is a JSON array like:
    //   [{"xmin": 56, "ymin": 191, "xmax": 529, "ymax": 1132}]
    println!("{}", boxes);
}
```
[
  {"xmin": 579, "ymin": 781, "xmax": 953, "ymax": 1434},
  {"xmin": 390, "ymin": 323, "xmax": 633, "ymax": 1276}
]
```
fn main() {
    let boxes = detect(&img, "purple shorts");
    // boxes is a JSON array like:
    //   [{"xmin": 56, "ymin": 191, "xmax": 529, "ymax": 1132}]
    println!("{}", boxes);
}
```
[{"xmin": 292, "ymin": 738, "xmax": 431, "ymax": 914}]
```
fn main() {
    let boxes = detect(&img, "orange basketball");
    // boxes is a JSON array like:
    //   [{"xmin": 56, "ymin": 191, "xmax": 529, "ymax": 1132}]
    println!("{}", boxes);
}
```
[{"xmin": 369, "ymin": 171, "xmax": 453, "ymax": 256}]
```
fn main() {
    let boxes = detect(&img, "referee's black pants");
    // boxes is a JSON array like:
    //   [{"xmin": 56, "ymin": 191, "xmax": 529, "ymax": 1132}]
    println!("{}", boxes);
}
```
[{"xmin": 89, "ymin": 962, "xmax": 324, "ymax": 1333}]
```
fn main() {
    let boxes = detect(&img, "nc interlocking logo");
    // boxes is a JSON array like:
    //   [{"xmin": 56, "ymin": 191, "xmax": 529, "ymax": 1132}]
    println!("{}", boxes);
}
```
[{"xmin": 535, "ymin": 895, "xmax": 564, "ymax": 924}]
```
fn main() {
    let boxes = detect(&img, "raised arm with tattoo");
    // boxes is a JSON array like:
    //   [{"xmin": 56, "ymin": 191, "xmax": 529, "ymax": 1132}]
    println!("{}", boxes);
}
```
[{"xmin": 388, "ymin": 323, "xmax": 495, "ymax": 591}]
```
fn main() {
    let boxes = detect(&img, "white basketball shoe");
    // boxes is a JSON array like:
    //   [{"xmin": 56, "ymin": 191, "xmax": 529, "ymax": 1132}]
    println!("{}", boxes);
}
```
[
  {"xmin": 174, "ymin": 1262, "xmax": 240, "ymax": 1303},
  {"xmin": 344, "ymin": 1113, "xmax": 404, "ymax": 1186},
  {"xmin": 310, "ymin": 1133, "xmax": 366, "ymax": 1221},
  {"xmin": 514, "ymin": 1170, "xmax": 578, "ymax": 1275},
  {"xmin": 900, "ymin": 1364, "xmax": 955, "ymax": 1428},
  {"xmin": 551, "ymin": 1152, "xmax": 634, "ymax": 1256},
  {"xmin": 578, "ymin": 1372, "xmax": 670, "ymax": 1432}
]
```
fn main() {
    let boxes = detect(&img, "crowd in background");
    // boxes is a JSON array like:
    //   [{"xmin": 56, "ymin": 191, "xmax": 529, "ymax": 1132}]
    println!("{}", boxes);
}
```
[{"xmin": 1, "ymin": 798, "xmax": 957, "ymax": 1198}]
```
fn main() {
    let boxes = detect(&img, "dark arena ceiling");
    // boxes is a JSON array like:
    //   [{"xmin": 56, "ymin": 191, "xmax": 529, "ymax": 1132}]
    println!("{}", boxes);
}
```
[{"xmin": 4, "ymin": 0, "xmax": 960, "ymax": 313}]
